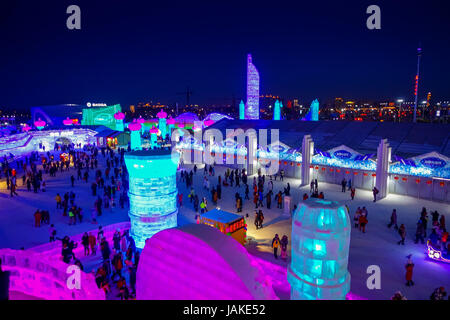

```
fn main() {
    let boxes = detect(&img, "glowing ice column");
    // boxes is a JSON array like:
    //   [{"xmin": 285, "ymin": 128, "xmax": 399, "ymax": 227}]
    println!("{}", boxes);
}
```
[
  {"xmin": 167, "ymin": 117, "xmax": 175, "ymax": 138},
  {"xmin": 129, "ymin": 120, "xmax": 142, "ymax": 150},
  {"xmin": 305, "ymin": 99, "xmax": 319, "ymax": 121},
  {"xmin": 301, "ymin": 135, "xmax": 314, "ymax": 186},
  {"xmin": 375, "ymin": 139, "xmax": 391, "ymax": 200},
  {"xmin": 245, "ymin": 54, "xmax": 260, "ymax": 120},
  {"xmin": 150, "ymin": 127, "xmax": 159, "ymax": 148},
  {"xmin": 137, "ymin": 116, "xmax": 146, "ymax": 134},
  {"xmin": 114, "ymin": 111, "xmax": 125, "ymax": 132},
  {"xmin": 273, "ymin": 100, "xmax": 282, "ymax": 120},
  {"xmin": 124, "ymin": 150, "xmax": 180, "ymax": 249},
  {"xmin": 239, "ymin": 100, "xmax": 245, "ymax": 120},
  {"xmin": 288, "ymin": 199, "xmax": 351, "ymax": 300},
  {"xmin": 157, "ymin": 109, "xmax": 168, "ymax": 139}
]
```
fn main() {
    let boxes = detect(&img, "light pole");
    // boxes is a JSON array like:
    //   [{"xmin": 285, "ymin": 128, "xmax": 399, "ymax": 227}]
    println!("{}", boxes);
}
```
[
  {"xmin": 413, "ymin": 47, "xmax": 422, "ymax": 123},
  {"xmin": 397, "ymin": 99, "xmax": 404, "ymax": 122}
]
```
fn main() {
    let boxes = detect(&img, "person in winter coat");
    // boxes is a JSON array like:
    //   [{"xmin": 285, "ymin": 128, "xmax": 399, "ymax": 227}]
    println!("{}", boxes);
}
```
[
  {"xmin": 82, "ymin": 232, "xmax": 90, "ymax": 256},
  {"xmin": 414, "ymin": 219, "xmax": 426, "ymax": 244},
  {"xmin": 391, "ymin": 291, "xmax": 407, "ymax": 300},
  {"xmin": 258, "ymin": 210, "xmax": 264, "ymax": 229},
  {"xmin": 280, "ymin": 235, "xmax": 288, "ymax": 260},
  {"xmin": 430, "ymin": 287, "xmax": 447, "ymax": 300},
  {"xmin": 354, "ymin": 208, "xmax": 361, "ymax": 229},
  {"xmin": 272, "ymin": 234, "xmax": 280, "ymax": 259},
  {"xmin": 398, "ymin": 224, "xmax": 406, "ymax": 245},
  {"xmin": 405, "ymin": 255, "xmax": 414, "ymax": 286},
  {"xmin": 113, "ymin": 230, "xmax": 121, "ymax": 252},
  {"xmin": 359, "ymin": 214, "xmax": 368, "ymax": 233},
  {"xmin": 100, "ymin": 238, "xmax": 111, "ymax": 262},
  {"xmin": 254, "ymin": 211, "xmax": 260, "ymax": 230},
  {"xmin": 388, "ymin": 209, "xmax": 398, "ymax": 230},
  {"xmin": 89, "ymin": 233, "xmax": 97, "ymax": 255},
  {"xmin": 372, "ymin": 187, "xmax": 379, "ymax": 202}
]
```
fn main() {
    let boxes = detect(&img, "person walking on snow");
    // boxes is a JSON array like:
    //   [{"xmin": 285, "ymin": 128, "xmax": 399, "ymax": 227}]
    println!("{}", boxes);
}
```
[
  {"xmin": 272, "ymin": 234, "xmax": 280, "ymax": 259},
  {"xmin": 388, "ymin": 209, "xmax": 398, "ymax": 230},
  {"xmin": 398, "ymin": 224, "xmax": 406, "ymax": 245},
  {"xmin": 405, "ymin": 255, "xmax": 414, "ymax": 287}
]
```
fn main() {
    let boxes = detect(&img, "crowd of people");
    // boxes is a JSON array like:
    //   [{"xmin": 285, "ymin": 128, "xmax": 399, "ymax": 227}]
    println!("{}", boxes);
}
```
[{"xmin": 1, "ymin": 141, "xmax": 449, "ymax": 301}]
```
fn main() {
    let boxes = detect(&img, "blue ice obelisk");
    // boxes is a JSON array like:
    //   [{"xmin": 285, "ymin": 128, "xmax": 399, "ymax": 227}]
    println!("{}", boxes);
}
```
[
  {"xmin": 273, "ymin": 100, "xmax": 282, "ymax": 120},
  {"xmin": 239, "ymin": 100, "xmax": 245, "ymax": 120},
  {"xmin": 304, "ymin": 99, "xmax": 319, "ymax": 121}
]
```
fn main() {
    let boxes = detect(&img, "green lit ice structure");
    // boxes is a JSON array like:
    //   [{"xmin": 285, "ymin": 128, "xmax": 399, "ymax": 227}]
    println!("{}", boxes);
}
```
[{"xmin": 288, "ymin": 199, "xmax": 351, "ymax": 300}]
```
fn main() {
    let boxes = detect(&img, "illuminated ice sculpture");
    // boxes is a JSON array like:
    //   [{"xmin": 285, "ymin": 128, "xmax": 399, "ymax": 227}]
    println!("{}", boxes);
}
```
[
  {"xmin": 245, "ymin": 54, "xmax": 260, "ymax": 120},
  {"xmin": 239, "ymin": 100, "xmax": 245, "ymax": 120},
  {"xmin": 149, "ymin": 126, "xmax": 159, "ymax": 148},
  {"xmin": 34, "ymin": 118, "xmax": 46, "ymax": 131},
  {"xmin": 128, "ymin": 119, "xmax": 142, "ymax": 150},
  {"xmin": 157, "ymin": 109, "xmax": 168, "ymax": 139},
  {"xmin": 136, "ymin": 224, "xmax": 278, "ymax": 300},
  {"xmin": 114, "ymin": 111, "xmax": 126, "ymax": 132},
  {"xmin": 274, "ymin": 100, "xmax": 282, "ymax": 120},
  {"xmin": 304, "ymin": 99, "xmax": 319, "ymax": 121},
  {"xmin": 167, "ymin": 117, "xmax": 175, "ymax": 138},
  {"xmin": 124, "ymin": 149, "xmax": 180, "ymax": 249},
  {"xmin": 288, "ymin": 199, "xmax": 351, "ymax": 300}
]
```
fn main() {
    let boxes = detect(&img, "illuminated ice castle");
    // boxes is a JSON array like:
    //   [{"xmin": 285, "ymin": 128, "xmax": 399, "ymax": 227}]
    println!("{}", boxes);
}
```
[
  {"xmin": 124, "ymin": 149, "xmax": 180, "ymax": 249},
  {"xmin": 245, "ymin": 54, "xmax": 260, "ymax": 120},
  {"xmin": 288, "ymin": 199, "xmax": 351, "ymax": 300}
]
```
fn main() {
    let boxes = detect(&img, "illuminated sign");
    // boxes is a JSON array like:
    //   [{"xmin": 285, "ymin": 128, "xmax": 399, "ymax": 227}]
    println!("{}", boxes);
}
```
[
  {"xmin": 420, "ymin": 157, "xmax": 446, "ymax": 169},
  {"xmin": 333, "ymin": 150, "xmax": 352, "ymax": 159},
  {"xmin": 86, "ymin": 102, "xmax": 107, "ymax": 107}
]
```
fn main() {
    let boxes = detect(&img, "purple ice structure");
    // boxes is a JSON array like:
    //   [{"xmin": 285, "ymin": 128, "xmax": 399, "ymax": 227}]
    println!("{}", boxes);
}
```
[
  {"xmin": 245, "ymin": 54, "xmax": 260, "ymax": 120},
  {"xmin": 136, "ymin": 224, "xmax": 278, "ymax": 300}
]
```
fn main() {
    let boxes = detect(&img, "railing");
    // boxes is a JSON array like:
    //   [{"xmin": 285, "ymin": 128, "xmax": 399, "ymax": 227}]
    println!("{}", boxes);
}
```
[
  {"xmin": 30, "ymin": 222, "xmax": 131, "ymax": 261},
  {"xmin": 0, "ymin": 249, "xmax": 105, "ymax": 300}
]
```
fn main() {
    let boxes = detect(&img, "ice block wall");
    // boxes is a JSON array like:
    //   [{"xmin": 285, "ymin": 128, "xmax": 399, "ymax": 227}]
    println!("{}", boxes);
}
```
[
  {"xmin": 124, "ymin": 149, "xmax": 180, "ymax": 249},
  {"xmin": 288, "ymin": 199, "xmax": 351, "ymax": 300}
]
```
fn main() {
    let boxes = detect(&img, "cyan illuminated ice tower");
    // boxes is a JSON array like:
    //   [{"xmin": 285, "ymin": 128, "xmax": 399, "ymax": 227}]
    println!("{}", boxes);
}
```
[
  {"xmin": 245, "ymin": 54, "xmax": 260, "ymax": 120},
  {"xmin": 239, "ymin": 100, "xmax": 245, "ymax": 120},
  {"xmin": 273, "ymin": 100, "xmax": 282, "ymax": 120},
  {"xmin": 288, "ymin": 199, "xmax": 351, "ymax": 300},
  {"xmin": 124, "ymin": 149, "xmax": 180, "ymax": 249},
  {"xmin": 304, "ymin": 99, "xmax": 319, "ymax": 121}
]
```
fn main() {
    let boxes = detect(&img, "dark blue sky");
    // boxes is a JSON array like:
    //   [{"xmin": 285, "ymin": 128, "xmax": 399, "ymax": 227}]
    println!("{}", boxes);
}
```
[{"xmin": 1, "ymin": 0, "xmax": 449, "ymax": 110}]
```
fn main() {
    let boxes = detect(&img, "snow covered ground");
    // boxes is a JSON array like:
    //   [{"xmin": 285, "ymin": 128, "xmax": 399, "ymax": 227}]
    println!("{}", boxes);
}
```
[{"xmin": 0, "ymin": 155, "xmax": 449, "ymax": 300}]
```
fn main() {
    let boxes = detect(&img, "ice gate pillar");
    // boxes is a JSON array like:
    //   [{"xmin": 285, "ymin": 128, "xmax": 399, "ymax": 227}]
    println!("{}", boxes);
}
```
[
  {"xmin": 124, "ymin": 150, "xmax": 180, "ymax": 249},
  {"xmin": 375, "ymin": 139, "xmax": 391, "ymax": 200},
  {"xmin": 301, "ymin": 135, "xmax": 314, "ymax": 186},
  {"xmin": 288, "ymin": 199, "xmax": 351, "ymax": 300}
]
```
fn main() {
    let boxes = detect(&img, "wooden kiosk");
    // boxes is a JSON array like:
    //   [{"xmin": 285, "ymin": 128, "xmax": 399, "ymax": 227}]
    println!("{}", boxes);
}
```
[{"xmin": 199, "ymin": 209, "xmax": 247, "ymax": 245}]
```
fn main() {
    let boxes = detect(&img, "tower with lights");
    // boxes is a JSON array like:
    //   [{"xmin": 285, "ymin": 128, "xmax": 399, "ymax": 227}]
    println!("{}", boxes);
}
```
[
  {"xmin": 124, "ymin": 149, "xmax": 180, "ymax": 249},
  {"xmin": 413, "ymin": 47, "xmax": 422, "ymax": 123},
  {"xmin": 245, "ymin": 54, "xmax": 260, "ymax": 120}
]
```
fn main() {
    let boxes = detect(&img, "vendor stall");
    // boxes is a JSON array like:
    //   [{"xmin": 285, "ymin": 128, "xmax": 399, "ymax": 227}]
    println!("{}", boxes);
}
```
[{"xmin": 199, "ymin": 209, "xmax": 247, "ymax": 245}]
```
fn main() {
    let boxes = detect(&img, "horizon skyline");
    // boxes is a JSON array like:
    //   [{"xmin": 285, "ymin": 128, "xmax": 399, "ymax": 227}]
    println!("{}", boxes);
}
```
[{"xmin": 1, "ymin": 1, "xmax": 449, "ymax": 111}]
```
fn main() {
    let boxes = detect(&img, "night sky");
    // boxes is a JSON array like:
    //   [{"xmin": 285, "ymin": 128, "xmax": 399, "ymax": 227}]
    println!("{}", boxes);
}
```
[{"xmin": 1, "ymin": 0, "xmax": 449, "ymax": 110}]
